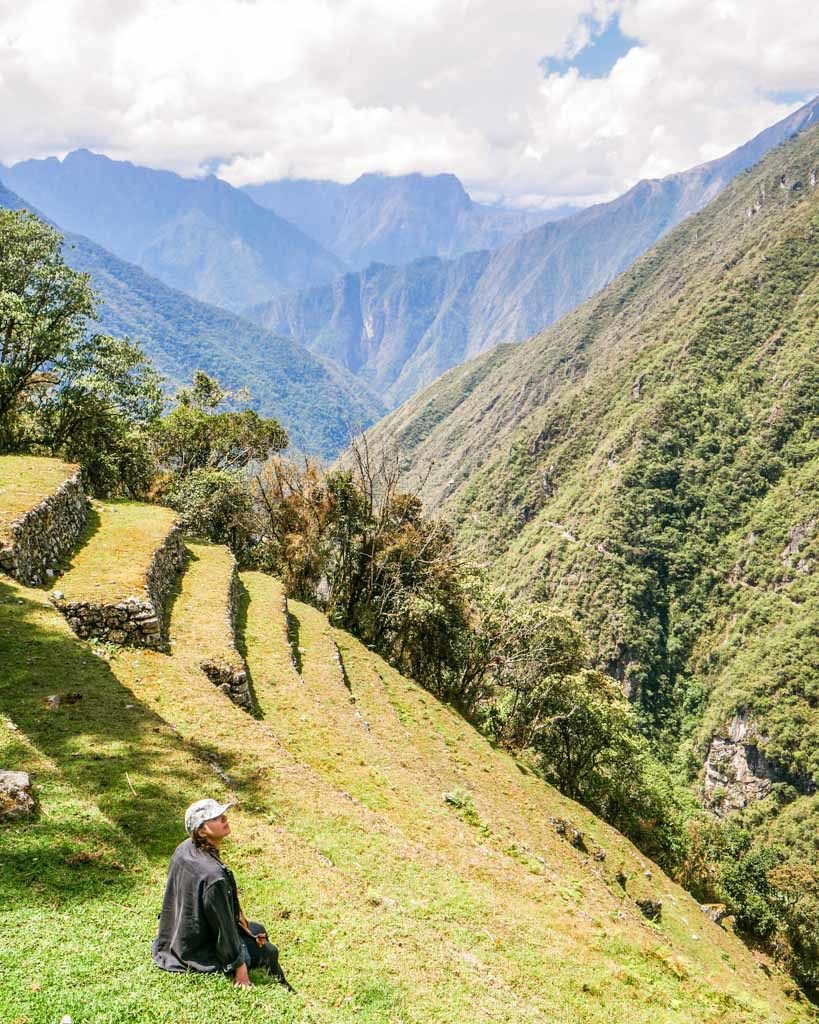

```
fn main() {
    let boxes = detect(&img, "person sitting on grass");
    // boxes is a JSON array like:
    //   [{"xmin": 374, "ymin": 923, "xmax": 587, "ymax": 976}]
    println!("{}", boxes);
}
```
[{"xmin": 152, "ymin": 798, "xmax": 292, "ymax": 991}]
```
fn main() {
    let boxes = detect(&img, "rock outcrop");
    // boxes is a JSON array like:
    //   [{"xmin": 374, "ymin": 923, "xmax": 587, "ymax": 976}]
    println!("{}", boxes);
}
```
[
  {"xmin": 0, "ymin": 468, "xmax": 87, "ymax": 585},
  {"xmin": 703, "ymin": 709, "xmax": 784, "ymax": 815},
  {"xmin": 52, "ymin": 525, "xmax": 186, "ymax": 650},
  {"xmin": 0, "ymin": 770, "xmax": 36, "ymax": 819},
  {"xmin": 201, "ymin": 556, "xmax": 254, "ymax": 712}
]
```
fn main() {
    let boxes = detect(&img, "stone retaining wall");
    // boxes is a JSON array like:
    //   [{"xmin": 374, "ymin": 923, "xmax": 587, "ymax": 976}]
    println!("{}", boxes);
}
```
[
  {"xmin": 201, "ymin": 557, "xmax": 254, "ymax": 712},
  {"xmin": 51, "ymin": 525, "xmax": 186, "ymax": 650},
  {"xmin": 0, "ymin": 469, "xmax": 87, "ymax": 585}
]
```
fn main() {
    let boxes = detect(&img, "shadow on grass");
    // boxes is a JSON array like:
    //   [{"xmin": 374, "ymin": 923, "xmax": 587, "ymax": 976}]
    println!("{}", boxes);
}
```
[
  {"xmin": 287, "ymin": 610, "xmax": 303, "ymax": 675},
  {"xmin": 234, "ymin": 579, "xmax": 263, "ymax": 720},
  {"xmin": 334, "ymin": 637, "xmax": 353, "ymax": 693},
  {"xmin": 0, "ymin": 739, "xmax": 141, "ymax": 909},
  {"xmin": 0, "ymin": 578, "xmax": 267, "ymax": 879}
]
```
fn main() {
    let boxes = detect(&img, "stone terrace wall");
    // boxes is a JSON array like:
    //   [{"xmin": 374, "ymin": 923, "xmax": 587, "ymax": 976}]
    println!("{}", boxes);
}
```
[
  {"xmin": 51, "ymin": 525, "xmax": 186, "ymax": 651},
  {"xmin": 201, "ymin": 557, "xmax": 254, "ymax": 712},
  {"xmin": 0, "ymin": 469, "xmax": 87, "ymax": 585}
]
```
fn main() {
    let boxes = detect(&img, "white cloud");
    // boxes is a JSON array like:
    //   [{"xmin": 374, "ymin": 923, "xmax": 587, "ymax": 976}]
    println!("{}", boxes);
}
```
[{"xmin": 0, "ymin": 0, "xmax": 815, "ymax": 206}]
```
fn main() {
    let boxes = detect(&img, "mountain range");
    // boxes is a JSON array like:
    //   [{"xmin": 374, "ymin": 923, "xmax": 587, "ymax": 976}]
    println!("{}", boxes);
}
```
[
  {"xmin": 248, "ymin": 96, "xmax": 819, "ymax": 409},
  {"xmin": 365, "ymin": 124, "xmax": 819, "ymax": 899},
  {"xmin": 0, "ymin": 182, "xmax": 384, "ymax": 456},
  {"xmin": 0, "ymin": 149, "xmax": 344, "ymax": 312},
  {"xmin": 242, "ymin": 172, "xmax": 569, "ymax": 269}
]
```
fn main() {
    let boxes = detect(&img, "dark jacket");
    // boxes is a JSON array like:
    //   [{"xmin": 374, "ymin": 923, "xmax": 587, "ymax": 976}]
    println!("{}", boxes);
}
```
[{"xmin": 152, "ymin": 838, "xmax": 247, "ymax": 974}]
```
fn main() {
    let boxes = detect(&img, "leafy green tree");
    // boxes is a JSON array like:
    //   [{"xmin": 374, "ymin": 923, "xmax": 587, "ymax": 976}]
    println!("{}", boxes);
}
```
[
  {"xmin": 152, "ymin": 371, "xmax": 288, "ymax": 477},
  {"xmin": 0, "ymin": 210, "xmax": 95, "ymax": 442},
  {"xmin": 495, "ymin": 666, "xmax": 687, "ymax": 868},
  {"xmin": 27, "ymin": 333, "xmax": 163, "ymax": 494},
  {"xmin": 0, "ymin": 208, "xmax": 163, "ymax": 494}
]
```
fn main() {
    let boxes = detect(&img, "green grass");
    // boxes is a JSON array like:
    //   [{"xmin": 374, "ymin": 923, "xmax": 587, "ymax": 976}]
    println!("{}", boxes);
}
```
[
  {"xmin": 174, "ymin": 540, "xmax": 245, "ymax": 678},
  {"xmin": 0, "ymin": 455, "xmax": 78, "ymax": 542},
  {"xmin": 56, "ymin": 500, "xmax": 177, "ymax": 604},
  {"xmin": 0, "ymin": 564, "xmax": 810, "ymax": 1023}
]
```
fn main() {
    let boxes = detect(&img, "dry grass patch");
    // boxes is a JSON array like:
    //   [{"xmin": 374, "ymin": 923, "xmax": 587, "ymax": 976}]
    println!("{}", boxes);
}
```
[
  {"xmin": 172, "ymin": 540, "xmax": 245, "ymax": 672},
  {"xmin": 57, "ymin": 499, "xmax": 177, "ymax": 604},
  {"xmin": 0, "ymin": 455, "xmax": 78, "ymax": 541}
]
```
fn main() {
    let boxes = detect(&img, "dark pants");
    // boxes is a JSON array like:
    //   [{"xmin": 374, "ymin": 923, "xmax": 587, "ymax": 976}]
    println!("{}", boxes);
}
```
[{"xmin": 241, "ymin": 921, "xmax": 291, "ymax": 988}]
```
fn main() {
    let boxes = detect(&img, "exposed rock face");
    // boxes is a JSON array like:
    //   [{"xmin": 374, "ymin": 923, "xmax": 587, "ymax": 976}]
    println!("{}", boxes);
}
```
[
  {"xmin": 0, "ymin": 469, "xmax": 87, "ymax": 585},
  {"xmin": 700, "ymin": 903, "xmax": 729, "ymax": 926},
  {"xmin": 51, "ymin": 525, "xmax": 186, "ymax": 650},
  {"xmin": 0, "ymin": 770, "xmax": 36, "ymax": 819},
  {"xmin": 201, "ymin": 556, "xmax": 254, "ymax": 712},
  {"xmin": 703, "ymin": 709, "xmax": 785, "ymax": 815}
]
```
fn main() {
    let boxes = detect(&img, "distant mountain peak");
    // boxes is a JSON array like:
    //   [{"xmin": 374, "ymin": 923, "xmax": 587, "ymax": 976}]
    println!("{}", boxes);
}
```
[
  {"xmin": 246, "ymin": 97, "xmax": 819, "ymax": 411},
  {"xmin": 0, "ymin": 148, "xmax": 344, "ymax": 311}
]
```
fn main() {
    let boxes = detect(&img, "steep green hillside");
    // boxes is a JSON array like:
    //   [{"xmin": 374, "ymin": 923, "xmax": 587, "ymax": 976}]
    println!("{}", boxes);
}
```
[
  {"xmin": 250, "ymin": 98, "xmax": 818, "ymax": 409},
  {"xmin": 0, "ymin": 182, "xmax": 384, "ymax": 457},
  {"xmin": 368, "ymin": 127, "xmax": 819, "ymax": 848},
  {"xmin": 0, "ymin": 458, "xmax": 809, "ymax": 1023}
]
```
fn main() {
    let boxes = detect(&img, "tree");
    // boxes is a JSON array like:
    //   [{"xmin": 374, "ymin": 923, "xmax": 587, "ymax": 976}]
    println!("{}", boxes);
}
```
[
  {"xmin": 152, "ymin": 371, "xmax": 288, "ymax": 478},
  {"xmin": 0, "ymin": 210, "xmax": 95, "ymax": 442},
  {"xmin": 494, "ymin": 666, "xmax": 687, "ymax": 869},
  {"xmin": 27, "ymin": 332, "xmax": 163, "ymax": 494}
]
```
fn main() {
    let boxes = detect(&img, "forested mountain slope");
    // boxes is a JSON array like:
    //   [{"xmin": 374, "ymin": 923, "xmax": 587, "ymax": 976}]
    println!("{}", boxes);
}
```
[
  {"xmin": 0, "ymin": 149, "xmax": 344, "ymax": 311},
  {"xmin": 243, "ymin": 171, "xmax": 565, "ymax": 269},
  {"xmin": 249, "ymin": 96, "xmax": 819, "ymax": 409},
  {"xmin": 0, "ymin": 183, "xmax": 384, "ymax": 456},
  {"xmin": 367, "ymin": 127, "xmax": 819, "ymax": 836}
]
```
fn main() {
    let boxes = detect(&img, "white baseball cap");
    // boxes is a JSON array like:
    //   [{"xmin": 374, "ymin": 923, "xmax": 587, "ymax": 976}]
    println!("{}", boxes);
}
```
[{"xmin": 184, "ymin": 798, "xmax": 233, "ymax": 835}]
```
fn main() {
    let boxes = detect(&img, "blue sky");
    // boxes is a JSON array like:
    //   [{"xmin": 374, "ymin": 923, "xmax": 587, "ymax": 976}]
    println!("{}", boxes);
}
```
[{"xmin": 543, "ymin": 16, "xmax": 638, "ymax": 79}]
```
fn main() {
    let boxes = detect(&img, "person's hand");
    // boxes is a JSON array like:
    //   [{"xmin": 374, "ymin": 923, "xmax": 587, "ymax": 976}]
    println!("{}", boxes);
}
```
[
  {"xmin": 255, "ymin": 930, "xmax": 267, "ymax": 948},
  {"xmin": 234, "ymin": 963, "xmax": 252, "ymax": 988}
]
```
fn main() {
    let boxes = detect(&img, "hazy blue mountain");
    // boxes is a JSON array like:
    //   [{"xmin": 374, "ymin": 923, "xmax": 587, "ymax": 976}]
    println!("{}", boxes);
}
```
[
  {"xmin": 248, "ymin": 96, "xmax": 819, "ymax": 409},
  {"xmin": 0, "ymin": 150, "xmax": 344, "ymax": 312},
  {"xmin": 0, "ymin": 182, "xmax": 383, "ymax": 456},
  {"xmin": 242, "ymin": 172, "xmax": 570, "ymax": 269}
]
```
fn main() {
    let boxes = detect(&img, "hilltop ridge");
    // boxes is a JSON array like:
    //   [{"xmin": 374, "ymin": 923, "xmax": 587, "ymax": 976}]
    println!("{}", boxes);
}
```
[
  {"xmin": 0, "ymin": 149, "xmax": 345, "ymax": 311},
  {"xmin": 243, "ymin": 171, "xmax": 564, "ymax": 269},
  {"xmin": 249, "ymin": 95, "xmax": 819, "ymax": 408}
]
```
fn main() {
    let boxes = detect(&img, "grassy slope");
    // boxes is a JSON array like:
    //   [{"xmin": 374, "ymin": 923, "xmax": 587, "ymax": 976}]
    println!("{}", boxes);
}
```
[
  {"xmin": 0, "ymin": 537, "xmax": 810, "ymax": 1022},
  {"xmin": 56, "ymin": 500, "xmax": 178, "ymax": 605},
  {"xmin": 0, "ymin": 456, "xmax": 78, "ymax": 541},
  {"xmin": 176, "ymin": 541, "xmax": 245, "ymax": 680}
]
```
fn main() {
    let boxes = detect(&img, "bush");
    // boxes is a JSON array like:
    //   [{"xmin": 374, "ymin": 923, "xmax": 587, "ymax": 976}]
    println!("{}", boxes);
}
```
[{"xmin": 167, "ymin": 469, "xmax": 254, "ymax": 550}]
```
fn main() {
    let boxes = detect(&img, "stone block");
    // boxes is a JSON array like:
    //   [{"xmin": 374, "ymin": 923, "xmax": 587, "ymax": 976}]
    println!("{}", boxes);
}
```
[{"xmin": 0, "ymin": 770, "xmax": 36, "ymax": 819}]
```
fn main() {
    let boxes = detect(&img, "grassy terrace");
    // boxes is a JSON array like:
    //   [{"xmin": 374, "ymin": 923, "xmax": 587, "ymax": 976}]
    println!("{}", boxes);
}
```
[
  {"xmin": 56, "ymin": 499, "xmax": 177, "ymax": 604},
  {"xmin": 0, "ymin": 455, "xmax": 78, "ymax": 542},
  {"xmin": 173, "ymin": 540, "xmax": 244, "ymax": 674},
  {"xmin": 0, "ymin": 566, "xmax": 810, "ymax": 1023}
]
